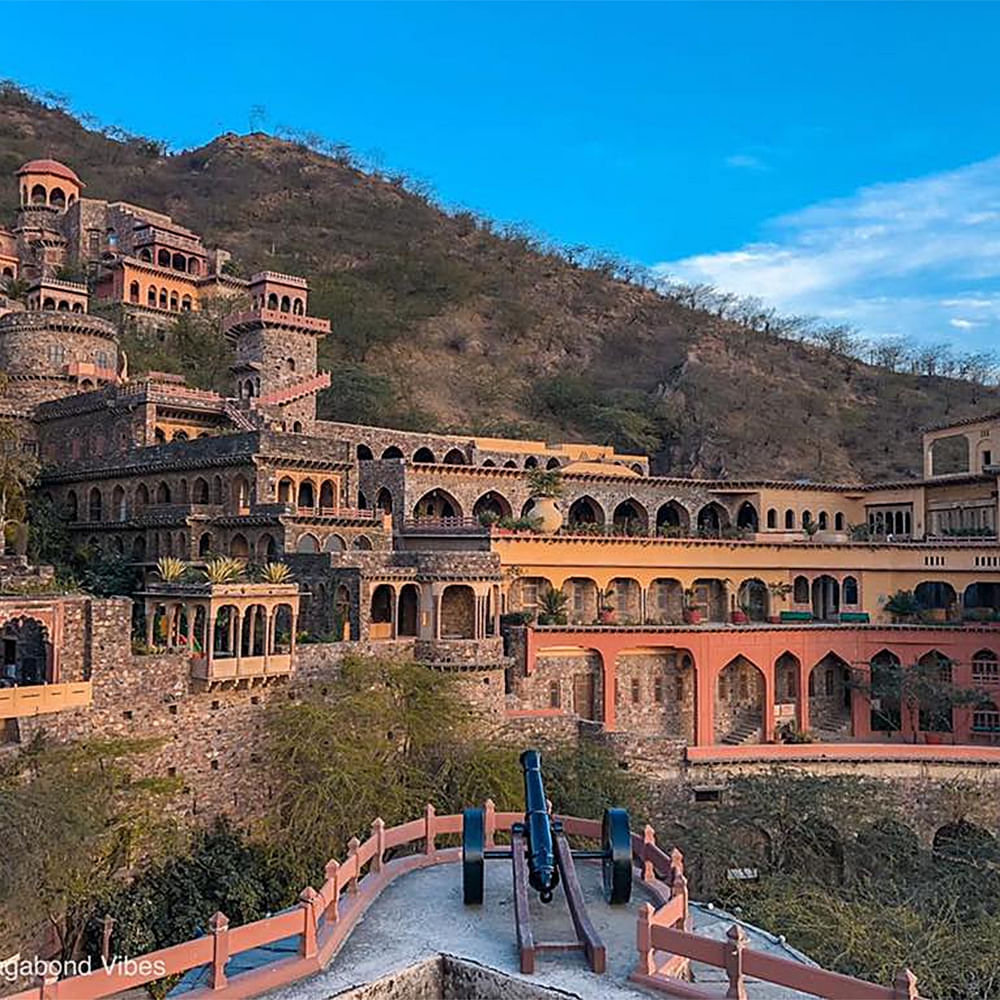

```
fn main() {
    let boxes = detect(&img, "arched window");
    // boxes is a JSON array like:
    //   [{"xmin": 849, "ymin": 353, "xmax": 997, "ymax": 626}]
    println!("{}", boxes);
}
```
[
  {"xmin": 835, "ymin": 512, "xmax": 845, "ymax": 531},
  {"xmin": 158, "ymin": 249, "xmax": 171, "ymax": 268},
  {"xmin": 267, "ymin": 293, "xmax": 278, "ymax": 310},
  {"xmin": 65, "ymin": 490, "xmax": 78, "ymax": 520},
  {"xmin": 156, "ymin": 481, "xmax": 171, "ymax": 504},
  {"xmin": 147, "ymin": 286, "xmax": 157, "ymax": 307},
  {"xmin": 42, "ymin": 297, "xmax": 56, "ymax": 310},
  {"xmin": 112, "ymin": 485, "xmax": 127, "ymax": 521},
  {"xmin": 280, "ymin": 295, "xmax": 291, "ymax": 313},
  {"xmin": 129, "ymin": 281, "xmax": 140, "ymax": 304},
  {"xmin": 818, "ymin": 511, "xmax": 829, "ymax": 530},
  {"xmin": 139, "ymin": 248, "xmax": 152, "ymax": 262},
  {"xmin": 413, "ymin": 447, "xmax": 435, "ymax": 464},
  {"xmin": 172, "ymin": 252, "xmax": 186, "ymax": 272},
  {"xmin": 973, "ymin": 650, "xmax": 999, "ymax": 684},
  {"xmin": 319, "ymin": 481, "xmax": 337, "ymax": 509},
  {"xmin": 842, "ymin": 576, "xmax": 858, "ymax": 605},
  {"xmin": 88, "ymin": 487, "xmax": 103, "ymax": 522},
  {"xmin": 181, "ymin": 295, "xmax": 192, "ymax": 311},
  {"xmin": 296, "ymin": 533, "xmax": 320, "ymax": 554},
  {"xmin": 30, "ymin": 184, "xmax": 47, "ymax": 205},
  {"xmin": 766, "ymin": 508, "xmax": 777, "ymax": 529},
  {"xmin": 159, "ymin": 289, "xmax": 168, "ymax": 309},
  {"xmin": 293, "ymin": 298, "xmax": 304, "ymax": 315},
  {"xmin": 381, "ymin": 446, "xmax": 404, "ymax": 460},
  {"xmin": 784, "ymin": 509, "xmax": 794, "ymax": 529},
  {"xmin": 169, "ymin": 292, "xmax": 179, "ymax": 311},
  {"xmin": 793, "ymin": 575, "xmax": 809, "ymax": 603}
]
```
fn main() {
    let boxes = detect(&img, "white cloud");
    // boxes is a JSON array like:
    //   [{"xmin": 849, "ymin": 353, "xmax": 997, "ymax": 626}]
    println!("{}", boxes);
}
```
[
  {"xmin": 654, "ymin": 155, "xmax": 1000, "ymax": 349},
  {"xmin": 725, "ymin": 153, "xmax": 767, "ymax": 171}
]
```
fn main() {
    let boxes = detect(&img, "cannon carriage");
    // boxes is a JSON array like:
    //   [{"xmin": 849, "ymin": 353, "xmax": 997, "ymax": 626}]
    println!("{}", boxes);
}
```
[{"xmin": 460, "ymin": 748, "xmax": 633, "ymax": 974}]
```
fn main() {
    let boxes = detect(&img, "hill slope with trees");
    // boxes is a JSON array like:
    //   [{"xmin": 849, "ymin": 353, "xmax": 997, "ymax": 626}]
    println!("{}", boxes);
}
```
[{"xmin": 1, "ymin": 81, "xmax": 996, "ymax": 481}]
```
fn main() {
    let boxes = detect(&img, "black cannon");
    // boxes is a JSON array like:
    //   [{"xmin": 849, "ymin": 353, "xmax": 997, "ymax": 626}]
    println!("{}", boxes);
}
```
[{"xmin": 461, "ymin": 748, "xmax": 632, "ymax": 908}]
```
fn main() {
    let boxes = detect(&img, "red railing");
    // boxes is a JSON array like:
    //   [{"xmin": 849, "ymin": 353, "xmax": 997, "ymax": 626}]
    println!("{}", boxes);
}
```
[{"xmin": 7, "ymin": 808, "xmax": 921, "ymax": 1000}]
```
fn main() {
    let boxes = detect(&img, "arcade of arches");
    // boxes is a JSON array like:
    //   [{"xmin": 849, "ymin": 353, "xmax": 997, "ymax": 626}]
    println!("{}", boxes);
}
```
[{"xmin": 517, "ymin": 627, "xmax": 1000, "ymax": 746}]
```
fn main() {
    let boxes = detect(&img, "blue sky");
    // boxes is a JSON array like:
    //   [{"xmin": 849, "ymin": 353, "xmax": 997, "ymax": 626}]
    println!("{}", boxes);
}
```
[{"xmin": 4, "ymin": 1, "xmax": 1000, "ymax": 349}]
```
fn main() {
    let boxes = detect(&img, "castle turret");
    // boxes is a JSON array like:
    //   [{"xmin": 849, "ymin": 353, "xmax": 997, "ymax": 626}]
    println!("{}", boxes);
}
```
[
  {"xmin": 224, "ymin": 272, "xmax": 331, "ymax": 434},
  {"xmin": 0, "ymin": 310, "xmax": 119, "ymax": 409},
  {"xmin": 16, "ymin": 160, "xmax": 83, "ymax": 212}
]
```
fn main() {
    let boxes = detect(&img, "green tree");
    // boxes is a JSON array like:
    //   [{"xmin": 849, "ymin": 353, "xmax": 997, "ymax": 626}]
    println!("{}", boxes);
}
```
[
  {"xmin": 263, "ymin": 654, "xmax": 523, "ymax": 882},
  {"xmin": 0, "ymin": 737, "xmax": 179, "ymax": 962},
  {"xmin": 0, "ymin": 420, "xmax": 39, "ymax": 551}
]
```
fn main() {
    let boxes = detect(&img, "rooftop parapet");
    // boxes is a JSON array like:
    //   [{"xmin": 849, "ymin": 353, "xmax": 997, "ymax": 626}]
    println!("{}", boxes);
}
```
[{"xmin": 0, "ymin": 309, "xmax": 117, "ymax": 341}]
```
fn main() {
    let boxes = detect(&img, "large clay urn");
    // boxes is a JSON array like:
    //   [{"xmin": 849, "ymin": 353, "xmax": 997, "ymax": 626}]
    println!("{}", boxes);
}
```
[{"xmin": 527, "ymin": 496, "xmax": 563, "ymax": 533}]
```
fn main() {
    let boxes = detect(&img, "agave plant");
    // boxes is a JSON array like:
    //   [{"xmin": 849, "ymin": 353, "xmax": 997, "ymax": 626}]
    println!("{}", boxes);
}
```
[
  {"xmin": 156, "ymin": 556, "xmax": 187, "ymax": 583},
  {"xmin": 202, "ymin": 556, "xmax": 246, "ymax": 585},
  {"xmin": 260, "ymin": 561, "xmax": 294, "ymax": 584}
]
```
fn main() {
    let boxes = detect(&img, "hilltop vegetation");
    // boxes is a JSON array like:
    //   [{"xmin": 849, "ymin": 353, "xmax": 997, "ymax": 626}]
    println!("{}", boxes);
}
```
[{"xmin": 2, "ymin": 81, "xmax": 997, "ymax": 480}]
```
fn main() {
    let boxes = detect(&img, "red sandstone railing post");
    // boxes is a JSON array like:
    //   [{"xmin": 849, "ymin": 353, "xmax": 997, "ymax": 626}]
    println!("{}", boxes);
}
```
[
  {"xmin": 101, "ymin": 913, "xmax": 115, "ymax": 964},
  {"xmin": 893, "ymin": 968, "xmax": 919, "ymax": 1000},
  {"xmin": 346, "ymin": 837, "xmax": 360, "ymax": 894},
  {"xmin": 324, "ymin": 859, "xmax": 340, "ymax": 921},
  {"xmin": 725, "ymin": 923, "xmax": 748, "ymax": 1000},
  {"xmin": 670, "ymin": 846, "xmax": 685, "ymax": 881},
  {"xmin": 39, "ymin": 971, "xmax": 59, "ymax": 1000},
  {"xmin": 299, "ymin": 887, "xmax": 319, "ymax": 959},
  {"xmin": 371, "ymin": 817, "xmax": 386, "ymax": 872},
  {"xmin": 672, "ymin": 872, "xmax": 691, "ymax": 931},
  {"xmin": 208, "ymin": 911, "xmax": 230, "ymax": 990},
  {"xmin": 424, "ymin": 803, "xmax": 436, "ymax": 855},
  {"xmin": 484, "ymin": 798, "xmax": 496, "ymax": 847},
  {"xmin": 636, "ymin": 902, "xmax": 656, "ymax": 976},
  {"xmin": 642, "ymin": 825, "xmax": 656, "ymax": 881}
]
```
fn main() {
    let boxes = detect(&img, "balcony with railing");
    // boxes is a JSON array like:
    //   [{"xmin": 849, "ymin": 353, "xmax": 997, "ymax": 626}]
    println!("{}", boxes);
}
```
[{"xmin": 0, "ymin": 681, "xmax": 92, "ymax": 719}]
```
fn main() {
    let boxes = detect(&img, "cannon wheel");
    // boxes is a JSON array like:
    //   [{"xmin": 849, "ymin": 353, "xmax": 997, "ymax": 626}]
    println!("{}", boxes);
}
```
[
  {"xmin": 462, "ymin": 807, "xmax": 485, "ymax": 905},
  {"xmin": 602, "ymin": 807, "xmax": 632, "ymax": 905}
]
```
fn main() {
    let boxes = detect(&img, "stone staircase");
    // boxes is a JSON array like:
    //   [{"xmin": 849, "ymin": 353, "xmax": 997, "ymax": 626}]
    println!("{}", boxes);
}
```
[
  {"xmin": 720, "ymin": 710, "xmax": 762, "ymax": 745},
  {"xmin": 809, "ymin": 704, "xmax": 852, "ymax": 741},
  {"xmin": 223, "ymin": 399, "xmax": 257, "ymax": 432}
]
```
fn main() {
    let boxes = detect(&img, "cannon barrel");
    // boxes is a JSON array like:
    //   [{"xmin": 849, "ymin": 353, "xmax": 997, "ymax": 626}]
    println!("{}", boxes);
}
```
[{"xmin": 520, "ymin": 748, "xmax": 559, "ymax": 902}]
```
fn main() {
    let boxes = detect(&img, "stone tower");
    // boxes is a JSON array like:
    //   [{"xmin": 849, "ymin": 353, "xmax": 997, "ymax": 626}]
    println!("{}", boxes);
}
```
[
  {"xmin": 224, "ymin": 272, "xmax": 331, "ymax": 434},
  {"xmin": 14, "ymin": 160, "xmax": 83, "ymax": 281}
]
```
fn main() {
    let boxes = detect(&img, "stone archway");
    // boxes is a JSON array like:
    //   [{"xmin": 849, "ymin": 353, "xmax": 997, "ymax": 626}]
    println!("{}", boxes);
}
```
[
  {"xmin": 714, "ymin": 656, "xmax": 764, "ymax": 744},
  {"xmin": 808, "ymin": 653, "xmax": 852, "ymax": 738},
  {"xmin": 440, "ymin": 585, "xmax": 476, "ymax": 639},
  {"xmin": 811, "ymin": 575, "xmax": 840, "ymax": 621},
  {"xmin": 0, "ymin": 617, "xmax": 51, "ymax": 686},
  {"xmin": 737, "ymin": 578, "xmax": 769, "ymax": 622}
]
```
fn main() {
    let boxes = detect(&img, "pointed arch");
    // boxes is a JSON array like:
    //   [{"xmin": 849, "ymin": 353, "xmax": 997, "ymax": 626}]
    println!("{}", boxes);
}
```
[
  {"xmin": 612, "ymin": 498, "xmax": 649, "ymax": 535},
  {"xmin": 656, "ymin": 500, "xmax": 690, "ymax": 534},
  {"xmin": 413, "ymin": 489, "xmax": 463, "ymax": 520},
  {"xmin": 473, "ymin": 490, "xmax": 512, "ymax": 523},
  {"xmin": 567, "ymin": 495, "xmax": 605, "ymax": 528}
]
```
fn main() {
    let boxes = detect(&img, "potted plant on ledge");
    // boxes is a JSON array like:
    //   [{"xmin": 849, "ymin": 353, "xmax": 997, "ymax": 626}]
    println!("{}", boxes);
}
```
[
  {"xmin": 682, "ymin": 587, "xmax": 702, "ymax": 625},
  {"xmin": 597, "ymin": 586, "xmax": 617, "ymax": 625},
  {"xmin": 524, "ymin": 468, "xmax": 564, "ymax": 533},
  {"xmin": 537, "ymin": 586, "xmax": 569, "ymax": 626}
]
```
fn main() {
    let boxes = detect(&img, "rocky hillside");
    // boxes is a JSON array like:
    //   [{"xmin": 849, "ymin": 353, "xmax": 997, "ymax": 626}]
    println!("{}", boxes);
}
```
[{"xmin": 1, "ymin": 84, "xmax": 995, "ymax": 481}]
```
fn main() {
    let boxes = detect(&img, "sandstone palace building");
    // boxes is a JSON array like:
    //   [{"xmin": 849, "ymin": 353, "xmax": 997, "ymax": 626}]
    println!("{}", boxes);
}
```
[{"xmin": 3, "ymin": 159, "xmax": 1000, "ymax": 816}]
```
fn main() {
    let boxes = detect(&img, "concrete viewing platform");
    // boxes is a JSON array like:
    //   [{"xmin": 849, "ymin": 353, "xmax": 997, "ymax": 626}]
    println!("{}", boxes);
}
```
[{"xmin": 261, "ymin": 859, "xmax": 815, "ymax": 1000}]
